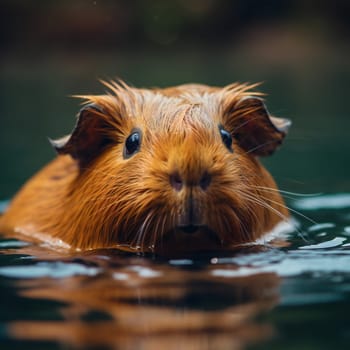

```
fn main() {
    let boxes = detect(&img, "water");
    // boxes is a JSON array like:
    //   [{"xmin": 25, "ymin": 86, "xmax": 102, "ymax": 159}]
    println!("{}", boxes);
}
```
[{"xmin": 1, "ymin": 194, "xmax": 350, "ymax": 350}]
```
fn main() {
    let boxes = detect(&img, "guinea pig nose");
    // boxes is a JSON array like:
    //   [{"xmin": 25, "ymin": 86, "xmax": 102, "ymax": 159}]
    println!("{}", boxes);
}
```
[
  {"xmin": 170, "ymin": 172, "xmax": 183, "ymax": 191},
  {"xmin": 199, "ymin": 171, "xmax": 211, "ymax": 190},
  {"xmin": 170, "ymin": 171, "xmax": 211, "ymax": 191}
]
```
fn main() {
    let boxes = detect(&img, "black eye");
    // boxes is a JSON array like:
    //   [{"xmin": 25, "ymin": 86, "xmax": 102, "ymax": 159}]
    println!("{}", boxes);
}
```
[
  {"xmin": 219, "ymin": 126, "xmax": 233, "ymax": 152},
  {"xmin": 123, "ymin": 129, "xmax": 142, "ymax": 159}
]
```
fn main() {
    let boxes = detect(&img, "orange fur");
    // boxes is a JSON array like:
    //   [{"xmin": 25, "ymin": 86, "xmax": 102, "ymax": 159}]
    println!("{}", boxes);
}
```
[{"xmin": 0, "ymin": 81, "xmax": 290, "ymax": 254}]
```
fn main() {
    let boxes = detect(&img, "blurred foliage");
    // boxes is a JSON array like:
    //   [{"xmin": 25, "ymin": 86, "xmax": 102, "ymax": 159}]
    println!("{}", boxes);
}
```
[
  {"xmin": 0, "ymin": 0, "xmax": 349, "ymax": 52},
  {"xmin": 0, "ymin": 0, "xmax": 349, "ymax": 197}
]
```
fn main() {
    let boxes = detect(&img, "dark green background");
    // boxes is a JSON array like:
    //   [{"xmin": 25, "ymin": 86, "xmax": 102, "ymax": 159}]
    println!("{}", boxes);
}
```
[{"xmin": 1, "ymin": 0, "xmax": 349, "ymax": 199}]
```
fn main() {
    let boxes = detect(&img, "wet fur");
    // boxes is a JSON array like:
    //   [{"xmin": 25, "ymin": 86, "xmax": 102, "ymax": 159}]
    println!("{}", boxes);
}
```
[{"xmin": 0, "ymin": 82, "xmax": 289, "ymax": 254}]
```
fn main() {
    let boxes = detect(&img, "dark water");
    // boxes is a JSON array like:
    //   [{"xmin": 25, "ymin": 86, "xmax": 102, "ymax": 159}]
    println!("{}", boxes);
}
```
[{"xmin": 1, "ymin": 194, "xmax": 350, "ymax": 350}]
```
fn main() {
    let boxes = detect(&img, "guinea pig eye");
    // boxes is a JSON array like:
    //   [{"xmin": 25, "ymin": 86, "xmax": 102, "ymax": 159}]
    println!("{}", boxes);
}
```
[
  {"xmin": 123, "ymin": 129, "xmax": 142, "ymax": 159},
  {"xmin": 219, "ymin": 126, "xmax": 233, "ymax": 152}
]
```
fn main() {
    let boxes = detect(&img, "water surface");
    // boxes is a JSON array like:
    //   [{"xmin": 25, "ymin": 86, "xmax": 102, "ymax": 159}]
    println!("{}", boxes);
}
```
[{"xmin": 1, "ymin": 194, "xmax": 350, "ymax": 350}]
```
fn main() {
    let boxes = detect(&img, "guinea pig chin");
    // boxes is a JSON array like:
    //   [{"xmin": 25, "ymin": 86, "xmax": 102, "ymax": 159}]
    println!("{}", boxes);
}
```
[{"xmin": 162, "ymin": 226, "xmax": 222, "ymax": 253}]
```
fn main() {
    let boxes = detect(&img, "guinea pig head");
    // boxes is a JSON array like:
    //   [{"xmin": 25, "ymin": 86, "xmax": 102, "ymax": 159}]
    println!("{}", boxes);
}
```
[{"xmin": 52, "ymin": 82, "xmax": 290, "ymax": 254}]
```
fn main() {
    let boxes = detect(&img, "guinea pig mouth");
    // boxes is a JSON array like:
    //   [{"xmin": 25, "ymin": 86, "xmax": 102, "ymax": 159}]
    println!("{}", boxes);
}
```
[
  {"xmin": 178, "ymin": 224, "xmax": 202, "ymax": 234},
  {"xmin": 160, "ymin": 225, "xmax": 222, "ymax": 254}
]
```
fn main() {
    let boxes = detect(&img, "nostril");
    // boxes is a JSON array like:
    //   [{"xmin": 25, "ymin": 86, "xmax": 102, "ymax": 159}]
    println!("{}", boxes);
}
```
[
  {"xmin": 170, "ymin": 172, "xmax": 183, "ymax": 191},
  {"xmin": 200, "ymin": 172, "xmax": 211, "ymax": 190}
]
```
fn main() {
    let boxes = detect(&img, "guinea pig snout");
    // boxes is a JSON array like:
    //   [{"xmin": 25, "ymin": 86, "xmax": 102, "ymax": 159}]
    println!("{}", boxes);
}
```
[
  {"xmin": 177, "ymin": 190, "xmax": 205, "ymax": 231},
  {"xmin": 169, "ymin": 169, "xmax": 212, "ymax": 232},
  {"xmin": 169, "ymin": 171, "xmax": 211, "ymax": 192}
]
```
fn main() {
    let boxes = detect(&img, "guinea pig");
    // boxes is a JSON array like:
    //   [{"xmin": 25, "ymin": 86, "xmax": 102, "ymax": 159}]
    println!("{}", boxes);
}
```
[{"xmin": 0, "ymin": 81, "xmax": 291, "ymax": 254}]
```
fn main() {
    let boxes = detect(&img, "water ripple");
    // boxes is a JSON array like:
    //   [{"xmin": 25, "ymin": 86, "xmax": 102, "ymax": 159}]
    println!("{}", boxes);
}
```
[
  {"xmin": 0, "ymin": 261, "xmax": 101, "ymax": 279},
  {"xmin": 294, "ymin": 193, "xmax": 350, "ymax": 210}
]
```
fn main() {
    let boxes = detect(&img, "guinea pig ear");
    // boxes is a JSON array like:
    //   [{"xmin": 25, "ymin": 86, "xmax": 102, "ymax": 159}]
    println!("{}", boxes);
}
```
[
  {"xmin": 49, "ymin": 103, "xmax": 114, "ymax": 167},
  {"xmin": 226, "ymin": 96, "xmax": 291, "ymax": 156}
]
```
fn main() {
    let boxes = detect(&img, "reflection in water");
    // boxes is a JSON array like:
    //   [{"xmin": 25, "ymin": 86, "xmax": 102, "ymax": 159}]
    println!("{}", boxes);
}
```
[
  {"xmin": 1, "ymin": 246, "xmax": 280, "ymax": 350},
  {"xmin": 2, "ymin": 194, "xmax": 350, "ymax": 349}
]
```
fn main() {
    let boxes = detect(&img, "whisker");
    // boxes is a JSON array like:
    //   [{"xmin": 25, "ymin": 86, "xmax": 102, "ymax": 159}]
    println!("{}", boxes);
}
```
[
  {"xmin": 245, "ymin": 140, "xmax": 278, "ymax": 154},
  {"xmin": 150, "ymin": 216, "xmax": 160, "ymax": 253},
  {"xmin": 244, "ymin": 203, "xmax": 260, "ymax": 228},
  {"xmin": 231, "ymin": 116, "xmax": 261, "ymax": 134},
  {"xmin": 146, "ymin": 215, "xmax": 158, "ymax": 252},
  {"xmin": 136, "ymin": 211, "xmax": 153, "ymax": 250},
  {"xmin": 230, "ymin": 206, "xmax": 251, "ymax": 242},
  {"xmin": 238, "ymin": 191, "xmax": 290, "ymax": 224},
  {"xmin": 252, "ymin": 185, "xmax": 323, "ymax": 198},
  {"xmin": 238, "ymin": 215, "xmax": 250, "ymax": 242},
  {"xmin": 237, "ymin": 190, "xmax": 308, "ymax": 241},
  {"xmin": 220, "ymin": 207, "xmax": 248, "ymax": 242},
  {"xmin": 258, "ymin": 193, "xmax": 318, "ymax": 225},
  {"xmin": 215, "ymin": 211, "xmax": 230, "ymax": 244},
  {"xmin": 150, "ymin": 210, "xmax": 168, "ymax": 253}
]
